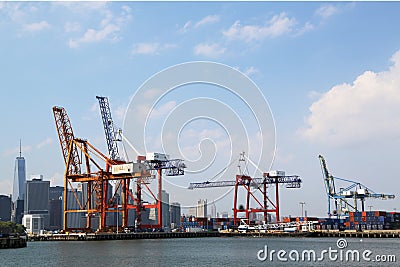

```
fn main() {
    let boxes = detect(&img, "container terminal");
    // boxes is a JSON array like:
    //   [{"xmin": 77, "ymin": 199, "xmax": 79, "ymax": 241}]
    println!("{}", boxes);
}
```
[{"xmin": 2, "ymin": 95, "xmax": 398, "ymax": 242}]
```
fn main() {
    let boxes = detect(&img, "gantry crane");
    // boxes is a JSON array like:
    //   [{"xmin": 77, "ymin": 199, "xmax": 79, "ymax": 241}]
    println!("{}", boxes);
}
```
[
  {"xmin": 189, "ymin": 152, "xmax": 302, "ymax": 225},
  {"xmin": 53, "ymin": 106, "xmax": 150, "ymax": 232},
  {"xmin": 318, "ymin": 155, "xmax": 395, "ymax": 218},
  {"xmin": 96, "ymin": 96, "xmax": 186, "ymax": 230}
]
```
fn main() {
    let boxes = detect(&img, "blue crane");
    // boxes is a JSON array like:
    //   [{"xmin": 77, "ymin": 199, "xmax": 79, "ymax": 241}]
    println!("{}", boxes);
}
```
[
  {"xmin": 96, "ymin": 96, "xmax": 121, "ymax": 161},
  {"xmin": 318, "ymin": 155, "xmax": 395, "ymax": 218}
]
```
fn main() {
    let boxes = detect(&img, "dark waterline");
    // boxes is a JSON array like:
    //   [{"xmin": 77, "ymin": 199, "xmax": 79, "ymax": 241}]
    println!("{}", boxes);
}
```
[{"xmin": 1, "ymin": 237, "xmax": 399, "ymax": 266}]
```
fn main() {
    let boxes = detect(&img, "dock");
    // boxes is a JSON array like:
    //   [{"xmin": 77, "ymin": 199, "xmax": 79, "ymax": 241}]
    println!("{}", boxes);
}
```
[{"xmin": 0, "ymin": 236, "xmax": 27, "ymax": 249}]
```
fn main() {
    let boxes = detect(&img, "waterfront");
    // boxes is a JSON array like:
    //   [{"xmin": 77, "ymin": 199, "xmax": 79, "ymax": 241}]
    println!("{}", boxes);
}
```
[{"xmin": 1, "ymin": 237, "xmax": 399, "ymax": 266}]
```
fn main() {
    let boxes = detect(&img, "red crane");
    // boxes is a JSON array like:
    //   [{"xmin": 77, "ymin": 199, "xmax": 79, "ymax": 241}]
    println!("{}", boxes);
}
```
[{"xmin": 189, "ymin": 152, "xmax": 301, "ymax": 225}]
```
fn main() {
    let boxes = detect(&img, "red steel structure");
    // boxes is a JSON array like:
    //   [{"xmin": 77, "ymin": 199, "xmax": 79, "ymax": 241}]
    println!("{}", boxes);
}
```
[
  {"xmin": 53, "ymin": 104, "xmax": 185, "ymax": 232},
  {"xmin": 96, "ymin": 96, "xmax": 185, "ymax": 230},
  {"xmin": 188, "ymin": 154, "xmax": 301, "ymax": 225}
]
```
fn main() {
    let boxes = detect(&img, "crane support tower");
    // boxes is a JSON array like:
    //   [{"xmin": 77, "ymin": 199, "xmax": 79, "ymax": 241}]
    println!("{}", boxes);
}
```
[
  {"xmin": 189, "ymin": 152, "xmax": 301, "ymax": 225},
  {"xmin": 318, "ymin": 155, "xmax": 395, "ymax": 218},
  {"xmin": 96, "ymin": 96, "xmax": 120, "ymax": 160},
  {"xmin": 53, "ymin": 105, "xmax": 151, "ymax": 232},
  {"xmin": 95, "ymin": 96, "xmax": 186, "ymax": 231}
]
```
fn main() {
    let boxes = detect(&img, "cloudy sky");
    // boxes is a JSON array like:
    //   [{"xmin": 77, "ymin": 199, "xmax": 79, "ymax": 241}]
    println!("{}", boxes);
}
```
[{"xmin": 1, "ymin": 2, "xmax": 399, "ymax": 218}]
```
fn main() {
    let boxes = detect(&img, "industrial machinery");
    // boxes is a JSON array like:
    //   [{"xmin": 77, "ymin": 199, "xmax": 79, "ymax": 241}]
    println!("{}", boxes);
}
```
[
  {"xmin": 318, "ymin": 155, "xmax": 395, "ymax": 218},
  {"xmin": 53, "ymin": 101, "xmax": 186, "ymax": 232},
  {"xmin": 189, "ymin": 152, "xmax": 302, "ymax": 225},
  {"xmin": 53, "ymin": 106, "xmax": 150, "ymax": 232},
  {"xmin": 95, "ymin": 96, "xmax": 185, "ymax": 230}
]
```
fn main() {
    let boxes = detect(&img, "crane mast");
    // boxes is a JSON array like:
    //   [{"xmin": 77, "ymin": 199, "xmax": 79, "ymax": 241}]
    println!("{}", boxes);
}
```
[
  {"xmin": 318, "ymin": 155, "xmax": 395, "ymax": 218},
  {"xmin": 96, "ymin": 96, "xmax": 120, "ymax": 160}
]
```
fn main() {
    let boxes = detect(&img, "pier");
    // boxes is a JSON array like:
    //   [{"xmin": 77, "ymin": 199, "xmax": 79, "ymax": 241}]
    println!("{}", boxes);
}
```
[{"xmin": 0, "ymin": 236, "xmax": 27, "ymax": 249}]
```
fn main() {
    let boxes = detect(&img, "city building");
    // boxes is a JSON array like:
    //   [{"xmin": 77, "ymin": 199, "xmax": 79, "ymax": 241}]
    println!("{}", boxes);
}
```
[
  {"xmin": 209, "ymin": 202, "xmax": 217, "ymax": 218},
  {"xmin": 11, "ymin": 199, "xmax": 24, "ymax": 224},
  {"xmin": 187, "ymin": 207, "xmax": 197, "ymax": 217},
  {"xmin": 12, "ymin": 142, "xmax": 26, "ymax": 203},
  {"xmin": 11, "ymin": 142, "xmax": 26, "ymax": 224},
  {"xmin": 196, "ymin": 199, "xmax": 207, "ymax": 218},
  {"xmin": 162, "ymin": 190, "xmax": 170, "ymax": 229},
  {"xmin": 0, "ymin": 195, "xmax": 12, "ymax": 221},
  {"xmin": 25, "ymin": 175, "xmax": 50, "ymax": 228},
  {"xmin": 22, "ymin": 214, "xmax": 45, "ymax": 235},
  {"xmin": 217, "ymin": 211, "xmax": 229, "ymax": 218},
  {"xmin": 65, "ymin": 189, "xmax": 85, "ymax": 229},
  {"xmin": 170, "ymin": 202, "xmax": 181, "ymax": 229},
  {"xmin": 49, "ymin": 186, "xmax": 63, "ymax": 230}
]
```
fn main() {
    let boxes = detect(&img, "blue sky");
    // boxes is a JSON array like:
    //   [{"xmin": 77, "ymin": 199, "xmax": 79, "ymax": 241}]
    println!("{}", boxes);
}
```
[{"xmin": 1, "ymin": 1, "xmax": 400, "ymax": 218}]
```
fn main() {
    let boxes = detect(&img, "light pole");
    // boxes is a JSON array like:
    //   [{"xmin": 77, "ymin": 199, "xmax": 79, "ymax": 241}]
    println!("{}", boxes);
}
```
[
  {"xmin": 368, "ymin": 205, "xmax": 373, "ymax": 212},
  {"xmin": 299, "ymin": 202, "xmax": 306, "ymax": 218},
  {"xmin": 116, "ymin": 194, "xmax": 120, "ymax": 235}
]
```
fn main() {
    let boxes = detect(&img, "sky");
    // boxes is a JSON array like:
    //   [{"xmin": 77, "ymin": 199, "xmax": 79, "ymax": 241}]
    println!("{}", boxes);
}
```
[{"xmin": 1, "ymin": 1, "xmax": 400, "ymax": 219}]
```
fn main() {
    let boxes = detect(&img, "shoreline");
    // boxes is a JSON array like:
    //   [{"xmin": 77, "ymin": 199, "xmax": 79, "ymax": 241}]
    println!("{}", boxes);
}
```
[
  {"xmin": 0, "ymin": 236, "xmax": 27, "ymax": 249},
  {"xmin": 27, "ymin": 229, "xmax": 400, "ymax": 242}
]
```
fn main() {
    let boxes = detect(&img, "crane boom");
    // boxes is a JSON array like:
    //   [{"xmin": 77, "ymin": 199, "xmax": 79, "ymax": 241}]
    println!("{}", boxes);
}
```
[
  {"xmin": 318, "ymin": 154, "xmax": 395, "ymax": 217},
  {"xmin": 96, "ymin": 96, "xmax": 120, "ymax": 160},
  {"xmin": 52, "ymin": 106, "xmax": 81, "ymax": 174},
  {"xmin": 189, "ymin": 175, "xmax": 301, "ymax": 189}
]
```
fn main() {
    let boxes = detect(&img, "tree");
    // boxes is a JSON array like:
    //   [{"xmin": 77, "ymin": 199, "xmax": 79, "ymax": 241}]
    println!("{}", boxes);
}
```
[{"xmin": 0, "ymin": 221, "xmax": 26, "ymax": 235}]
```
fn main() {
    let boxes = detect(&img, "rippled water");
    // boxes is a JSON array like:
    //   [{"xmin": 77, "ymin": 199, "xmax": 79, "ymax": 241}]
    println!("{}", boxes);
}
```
[{"xmin": 1, "ymin": 237, "xmax": 399, "ymax": 266}]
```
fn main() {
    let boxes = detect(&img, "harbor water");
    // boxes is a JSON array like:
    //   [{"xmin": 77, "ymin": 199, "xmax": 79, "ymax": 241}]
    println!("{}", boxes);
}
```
[{"xmin": 1, "ymin": 237, "xmax": 399, "ymax": 266}]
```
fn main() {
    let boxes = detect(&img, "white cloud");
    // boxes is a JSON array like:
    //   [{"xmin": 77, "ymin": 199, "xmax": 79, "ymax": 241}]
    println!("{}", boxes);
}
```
[
  {"xmin": 2, "ymin": 145, "xmax": 32, "ymax": 157},
  {"xmin": 52, "ymin": 2, "xmax": 108, "ymax": 13},
  {"xmin": 131, "ymin": 43, "xmax": 176, "ymax": 55},
  {"xmin": 90, "ymin": 102, "xmax": 98, "ymax": 112},
  {"xmin": 316, "ymin": 4, "xmax": 339, "ymax": 18},
  {"xmin": 301, "ymin": 50, "xmax": 400, "ymax": 146},
  {"xmin": 296, "ymin": 22, "xmax": 315, "ymax": 36},
  {"xmin": 194, "ymin": 15, "xmax": 220, "ymax": 28},
  {"xmin": 68, "ymin": 24, "xmax": 120, "ymax": 48},
  {"xmin": 243, "ymin": 66, "xmax": 259, "ymax": 76},
  {"xmin": 180, "ymin": 14, "xmax": 219, "ymax": 33},
  {"xmin": 114, "ymin": 105, "xmax": 127, "ymax": 122},
  {"xmin": 143, "ymin": 88, "xmax": 162, "ymax": 99},
  {"xmin": 37, "ymin": 137, "xmax": 53, "ymax": 149},
  {"xmin": 149, "ymin": 101, "xmax": 177, "ymax": 119},
  {"xmin": 49, "ymin": 172, "xmax": 64, "ymax": 187},
  {"xmin": 223, "ymin": 13, "xmax": 296, "ymax": 42},
  {"xmin": 179, "ymin": 21, "xmax": 192, "ymax": 33},
  {"xmin": 64, "ymin": 21, "xmax": 81, "ymax": 33},
  {"xmin": 194, "ymin": 43, "xmax": 226, "ymax": 58},
  {"xmin": 23, "ymin": 20, "xmax": 50, "ymax": 32},
  {"xmin": 67, "ymin": 5, "xmax": 132, "ymax": 48}
]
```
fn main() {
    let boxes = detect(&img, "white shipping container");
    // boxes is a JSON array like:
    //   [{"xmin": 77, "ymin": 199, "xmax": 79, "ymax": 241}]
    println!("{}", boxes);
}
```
[
  {"xmin": 269, "ymin": 170, "xmax": 285, "ymax": 177},
  {"xmin": 112, "ymin": 162, "xmax": 145, "ymax": 175},
  {"xmin": 357, "ymin": 189, "xmax": 367, "ymax": 195}
]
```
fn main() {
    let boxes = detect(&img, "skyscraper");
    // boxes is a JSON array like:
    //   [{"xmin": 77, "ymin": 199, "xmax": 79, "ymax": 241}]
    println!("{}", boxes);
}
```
[
  {"xmin": 0, "ymin": 195, "xmax": 12, "ymax": 221},
  {"xmin": 24, "ymin": 175, "xmax": 50, "ymax": 228},
  {"xmin": 196, "ymin": 199, "xmax": 207, "ymax": 218},
  {"xmin": 209, "ymin": 202, "xmax": 217, "ymax": 218},
  {"xmin": 170, "ymin": 202, "xmax": 181, "ymax": 229},
  {"xmin": 12, "ymin": 141, "xmax": 26, "ymax": 203},
  {"xmin": 49, "ymin": 186, "xmax": 64, "ymax": 230},
  {"xmin": 161, "ymin": 190, "xmax": 170, "ymax": 229}
]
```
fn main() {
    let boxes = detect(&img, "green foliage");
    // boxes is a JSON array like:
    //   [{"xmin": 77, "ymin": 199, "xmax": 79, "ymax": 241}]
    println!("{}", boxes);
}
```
[{"xmin": 0, "ymin": 221, "xmax": 26, "ymax": 234}]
